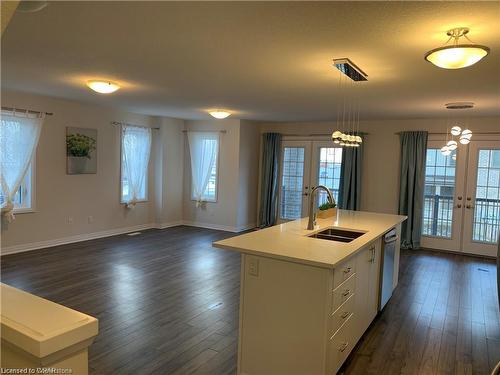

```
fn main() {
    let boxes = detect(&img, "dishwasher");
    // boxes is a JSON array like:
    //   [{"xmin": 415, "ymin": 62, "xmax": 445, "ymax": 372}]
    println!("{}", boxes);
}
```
[{"xmin": 379, "ymin": 228, "xmax": 398, "ymax": 311}]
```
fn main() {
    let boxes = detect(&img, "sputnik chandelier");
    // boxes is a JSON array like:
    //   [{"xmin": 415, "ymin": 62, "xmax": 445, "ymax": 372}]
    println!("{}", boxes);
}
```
[
  {"xmin": 331, "ymin": 58, "xmax": 367, "ymax": 147},
  {"xmin": 440, "ymin": 102, "xmax": 474, "ymax": 159}
]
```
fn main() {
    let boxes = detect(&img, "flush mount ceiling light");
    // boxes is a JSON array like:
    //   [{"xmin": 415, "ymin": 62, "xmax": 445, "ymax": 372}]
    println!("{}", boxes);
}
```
[
  {"xmin": 209, "ymin": 110, "xmax": 231, "ymax": 119},
  {"xmin": 86, "ymin": 80, "xmax": 120, "ymax": 94},
  {"xmin": 425, "ymin": 27, "xmax": 490, "ymax": 69}
]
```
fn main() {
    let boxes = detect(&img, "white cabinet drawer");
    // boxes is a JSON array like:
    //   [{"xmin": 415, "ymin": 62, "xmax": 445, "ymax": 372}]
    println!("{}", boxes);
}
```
[
  {"xmin": 329, "ymin": 294, "xmax": 355, "ymax": 337},
  {"xmin": 333, "ymin": 259, "xmax": 356, "ymax": 289},
  {"xmin": 332, "ymin": 273, "xmax": 356, "ymax": 312},
  {"xmin": 328, "ymin": 313, "xmax": 355, "ymax": 374}
]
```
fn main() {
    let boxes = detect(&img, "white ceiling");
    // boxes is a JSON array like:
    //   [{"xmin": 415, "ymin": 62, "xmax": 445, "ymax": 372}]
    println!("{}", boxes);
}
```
[{"xmin": 2, "ymin": 1, "xmax": 499, "ymax": 121}]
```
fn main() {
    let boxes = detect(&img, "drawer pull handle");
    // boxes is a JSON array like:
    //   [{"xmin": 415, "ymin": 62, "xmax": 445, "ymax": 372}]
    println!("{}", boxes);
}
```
[
  {"xmin": 342, "ymin": 289, "xmax": 350, "ymax": 297},
  {"xmin": 343, "ymin": 267, "xmax": 352, "ymax": 274},
  {"xmin": 341, "ymin": 311, "xmax": 349, "ymax": 319},
  {"xmin": 339, "ymin": 342, "xmax": 349, "ymax": 352}
]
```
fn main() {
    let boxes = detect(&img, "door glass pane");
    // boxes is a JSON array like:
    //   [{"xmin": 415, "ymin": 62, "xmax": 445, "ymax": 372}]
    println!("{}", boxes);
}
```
[
  {"xmin": 280, "ymin": 147, "xmax": 305, "ymax": 220},
  {"xmin": 317, "ymin": 147, "xmax": 342, "ymax": 205},
  {"xmin": 422, "ymin": 149, "xmax": 456, "ymax": 238},
  {"xmin": 472, "ymin": 149, "xmax": 500, "ymax": 243}
]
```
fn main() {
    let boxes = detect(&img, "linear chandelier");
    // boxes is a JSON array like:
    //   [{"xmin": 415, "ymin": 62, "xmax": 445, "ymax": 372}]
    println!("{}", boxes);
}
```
[{"xmin": 331, "ymin": 58, "xmax": 367, "ymax": 147}]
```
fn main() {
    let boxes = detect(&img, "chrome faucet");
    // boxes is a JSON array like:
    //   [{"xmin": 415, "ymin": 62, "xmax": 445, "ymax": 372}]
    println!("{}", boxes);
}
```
[{"xmin": 307, "ymin": 185, "xmax": 335, "ymax": 230}]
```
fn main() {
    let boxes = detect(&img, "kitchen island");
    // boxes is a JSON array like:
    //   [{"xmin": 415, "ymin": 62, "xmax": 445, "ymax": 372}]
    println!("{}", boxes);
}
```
[{"xmin": 213, "ymin": 210, "xmax": 406, "ymax": 375}]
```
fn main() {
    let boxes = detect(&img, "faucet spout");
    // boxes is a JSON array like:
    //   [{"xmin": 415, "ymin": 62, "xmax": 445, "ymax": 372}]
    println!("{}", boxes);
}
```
[{"xmin": 307, "ymin": 185, "xmax": 335, "ymax": 230}]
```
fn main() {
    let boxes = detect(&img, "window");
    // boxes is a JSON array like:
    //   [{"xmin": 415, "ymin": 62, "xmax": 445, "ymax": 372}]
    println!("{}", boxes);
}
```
[
  {"xmin": 422, "ymin": 148, "xmax": 456, "ymax": 238},
  {"xmin": 0, "ymin": 111, "xmax": 43, "ymax": 215},
  {"xmin": 120, "ymin": 125, "xmax": 152, "ymax": 204},
  {"xmin": 204, "ymin": 159, "xmax": 218, "ymax": 201},
  {"xmin": 0, "ymin": 163, "xmax": 33, "ymax": 212},
  {"xmin": 280, "ymin": 147, "xmax": 305, "ymax": 220},
  {"xmin": 187, "ymin": 132, "xmax": 219, "ymax": 202},
  {"xmin": 317, "ymin": 147, "xmax": 342, "ymax": 205},
  {"xmin": 473, "ymin": 149, "xmax": 500, "ymax": 243}
]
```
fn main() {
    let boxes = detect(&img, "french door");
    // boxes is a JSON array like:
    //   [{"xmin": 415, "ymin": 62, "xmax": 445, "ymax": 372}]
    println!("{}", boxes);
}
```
[
  {"xmin": 421, "ymin": 137, "xmax": 500, "ymax": 257},
  {"xmin": 278, "ymin": 140, "xmax": 342, "ymax": 222},
  {"xmin": 278, "ymin": 141, "xmax": 311, "ymax": 222}
]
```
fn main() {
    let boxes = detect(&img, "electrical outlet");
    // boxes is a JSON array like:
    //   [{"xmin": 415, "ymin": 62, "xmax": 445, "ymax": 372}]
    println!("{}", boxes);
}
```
[
  {"xmin": 248, "ymin": 258, "xmax": 259, "ymax": 277},
  {"xmin": 88, "ymin": 215, "xmax": 94, "ymax": 224},
  {"xmin": 67, "ymin": 217, "xmax": 73, "ymax": 224}
]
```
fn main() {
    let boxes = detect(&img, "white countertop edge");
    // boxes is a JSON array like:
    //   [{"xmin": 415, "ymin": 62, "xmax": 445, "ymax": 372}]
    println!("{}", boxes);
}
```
[{"xmin": 213, "ymin": 210, "xmax": 407, "ymax": 269}]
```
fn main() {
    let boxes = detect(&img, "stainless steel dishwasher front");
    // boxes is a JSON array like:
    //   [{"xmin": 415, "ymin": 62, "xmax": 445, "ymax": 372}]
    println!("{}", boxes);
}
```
[{"xmin": 379, "ymin": 228, "xmax": 398, "ymax": 310}]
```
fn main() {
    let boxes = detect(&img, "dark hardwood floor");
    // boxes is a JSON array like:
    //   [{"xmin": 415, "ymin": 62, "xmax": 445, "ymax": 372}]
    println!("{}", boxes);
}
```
[{"xmin": 1, "ymin": 226, "xmax": 499, "ymax": 374}]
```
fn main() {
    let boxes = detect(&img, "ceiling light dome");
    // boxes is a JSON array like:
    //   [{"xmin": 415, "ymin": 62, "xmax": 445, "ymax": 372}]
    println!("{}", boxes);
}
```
[
  {"xmin": 450, "ymin": 126, "xmax": 462, "ymax": 136},
  {"xmin": 16, "ymin": 1, "xmax": 48, "ymax": 13},
  {"xmin": 209, "ymin": 110, "xmax": 231, "ymax": 119},
  {"xmin": 425, "ymin": 28, "xmax": 489, "ymax": 69},
  {"xmin": 441, "ymin": 145, "xmax": 451, "ymax": 156},
  {"xmin": 447, "ymin": 140, "xmax": 458, "ymax": 151},
  {"xmin": 87, "ymin": 80, "xmax": 120, "ymax": 94}
]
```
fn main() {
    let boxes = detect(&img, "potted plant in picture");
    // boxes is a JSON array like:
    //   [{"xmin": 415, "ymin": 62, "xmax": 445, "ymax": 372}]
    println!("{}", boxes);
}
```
[
  {"xmin": 316, "ymin": 201, "xmax": 337, "ymax": 219},
  {"xmin": 66, "ymin": 132, "xmax": 96, "ymax": 174}
]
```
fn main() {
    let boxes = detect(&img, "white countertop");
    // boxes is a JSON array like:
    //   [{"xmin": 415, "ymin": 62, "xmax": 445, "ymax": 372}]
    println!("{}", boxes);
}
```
[
  {"xmin": 213, "ymin": 210, "xmax": 407, "ymax": 269},
  {"xmin": 0, "ymin": 283, "xmax": 99, "ymax": 358}
]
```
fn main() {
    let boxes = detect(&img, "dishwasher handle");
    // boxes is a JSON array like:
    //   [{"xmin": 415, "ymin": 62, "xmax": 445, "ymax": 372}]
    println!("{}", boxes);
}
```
[{"xmin": 384, "ymin": 229, "xmax": 398, "ymax": 244}]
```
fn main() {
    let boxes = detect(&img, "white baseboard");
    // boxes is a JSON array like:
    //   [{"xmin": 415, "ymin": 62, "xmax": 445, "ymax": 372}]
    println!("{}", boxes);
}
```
[
  {"xmin": 182, "ymin": 221, "xmax": 256, "ymax": 233},
  {"xmin": 1, "ymin": 223, "xmax": 156, "ymax": 256},
  {"xmin": 153, "ymin": 221, "xmax": 184, "ymax": 230},
  {"xmin": 1, "ymin": 220, "xmax": 255, "ymax": 256},
  {"xmin": 236, "ymin": 222, "xmax": 257, "ymax": 232}
]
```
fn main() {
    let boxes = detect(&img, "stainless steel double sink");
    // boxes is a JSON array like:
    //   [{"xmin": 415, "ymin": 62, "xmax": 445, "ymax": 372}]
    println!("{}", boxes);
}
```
[{"xmin": 308, "ymin": 228, "xmax": 366, "ymax": 243}]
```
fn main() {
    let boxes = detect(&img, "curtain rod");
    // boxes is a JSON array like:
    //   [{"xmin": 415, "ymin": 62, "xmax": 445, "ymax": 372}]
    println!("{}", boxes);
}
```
[
  {"xmin": 1, "ymin": 106, "xmax": 53, "ymax": 116},
  {"xmin": 394, "ymin": 131, "xmax": 500, "ymax": 135},
  {"xmin": 282, "ymin": 132, "xmax": 369, "ymax": 137},
  {"xmin": 111, "ymin": 121, "xmax": 159, "ymax": 130},
  {"xmin": 182, "ymin": 130, "xmax": 227, "ymax": 133}
]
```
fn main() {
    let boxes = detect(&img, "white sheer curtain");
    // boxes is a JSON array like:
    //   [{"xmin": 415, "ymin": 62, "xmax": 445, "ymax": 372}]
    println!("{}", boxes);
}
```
[
  {"xmin": 121, "ymin": 125, "xmax": 152, "ymax": 208},
  {"xmin": 0, "ymin": 111, "xmax": 44, "ymax": 222},
  {"xmin": 187, "ymin": 132, "xmax": 219, "ymax": 207}
]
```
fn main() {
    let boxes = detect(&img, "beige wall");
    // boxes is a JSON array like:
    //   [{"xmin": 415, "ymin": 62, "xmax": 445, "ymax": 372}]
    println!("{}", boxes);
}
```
[
  {"xmin": 1, "ymin": 91, "xmax": 158, "ymax": 250},
  {"xmin": 153, "ymin": 116, "xmax": 185, "ymax": 226},
  {"xmin": 237, "ymin": 120, "xmax": 260, "ymax": 229},
  {"xmin": 259, "ymin": 117, "xmax": 500, "ymax": 214},
  {"xmin": 0, "ymin": 91, "xmax": 261, "ymax": 252},
  {"xmin": 182, "ymin": 119, "xmax": 260, "ymax": 231},
  {"xmin": 6, "ymin": 91, "xmax": 494, "ymax": 252},
  {"xmin": 182, "ymin": 119, "xmax": 242, "ymax": 230}
]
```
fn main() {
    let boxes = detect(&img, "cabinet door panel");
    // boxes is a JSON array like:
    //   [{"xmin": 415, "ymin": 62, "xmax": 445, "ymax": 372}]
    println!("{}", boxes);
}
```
[{"xmin": 354, "ymin": 240, "xmax": 381, "ymax": 341}]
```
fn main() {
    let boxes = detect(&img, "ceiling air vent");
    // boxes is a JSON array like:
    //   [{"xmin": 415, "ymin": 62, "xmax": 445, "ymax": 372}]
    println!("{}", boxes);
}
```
[
  {"xmin": 333, "ymin": 58, "xmax": 368, "ymax": 81},
  {"xmin": 445, "ymin": 102, "xmax": 474, "ymax": 110}
]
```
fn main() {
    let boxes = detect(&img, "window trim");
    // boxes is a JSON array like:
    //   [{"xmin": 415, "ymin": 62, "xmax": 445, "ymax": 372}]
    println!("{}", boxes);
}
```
[
  {"xmin": 119, "ymin": 128, "xmax": 149, "ymax": 205},
  {"xmin": 190, "ymin": 135, "xmax": 220, "ymax": 203}
]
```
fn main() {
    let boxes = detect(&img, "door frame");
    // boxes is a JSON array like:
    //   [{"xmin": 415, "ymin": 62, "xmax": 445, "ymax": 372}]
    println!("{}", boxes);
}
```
[
  {"xmin": 461, "ymin": 138, "xmax": 500, "ymax": 257},
  {"xmin": 277, "ymin": 140, "xmax": 312, "ymax": 222},
  {"xmin": 420, "ymin": 137, "xmax": 466, "ymax": 252},
  {"xmin": 277, "ymin": 137, "xmax": 343, "ymax": 223},
  {"xmin": 421, "ymin": 135, "xmax": 500, "ymax": 257}
]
